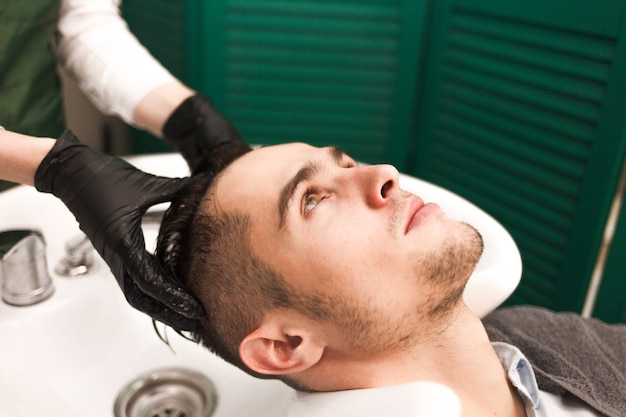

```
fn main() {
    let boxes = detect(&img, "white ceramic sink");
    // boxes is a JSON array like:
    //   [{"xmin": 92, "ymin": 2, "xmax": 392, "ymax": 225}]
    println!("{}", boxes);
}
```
[{"xmin": 0, "ymin": 153, "xmax": 521, "ymax": 417}]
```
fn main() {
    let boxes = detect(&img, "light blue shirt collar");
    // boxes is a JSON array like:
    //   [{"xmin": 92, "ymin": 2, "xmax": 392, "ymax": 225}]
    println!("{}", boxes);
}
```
[{"xmin": 492, "ymin": 341, "xmax": 547, "ymax": 417}]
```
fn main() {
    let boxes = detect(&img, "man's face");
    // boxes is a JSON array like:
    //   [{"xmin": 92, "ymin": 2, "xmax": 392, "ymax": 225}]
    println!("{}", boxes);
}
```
[{"xmin": 212, "ymin": 143, "xmax": 483, "ymax": 352}]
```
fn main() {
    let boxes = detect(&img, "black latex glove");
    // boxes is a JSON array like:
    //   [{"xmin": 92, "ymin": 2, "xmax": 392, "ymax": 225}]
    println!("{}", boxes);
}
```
[
  {"xmin": 163, "ymin": 94, "xmax": 243, "ymax": 173},
  {"xmin": 34, "ymin": 130, "xmax": 203, "ymax": 331}
]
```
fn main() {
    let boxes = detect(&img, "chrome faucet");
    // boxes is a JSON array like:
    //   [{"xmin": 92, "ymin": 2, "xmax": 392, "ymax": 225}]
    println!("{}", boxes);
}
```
[{"xmin": 0, "ymin": 229, "xmax": 54, "ymax": 306}]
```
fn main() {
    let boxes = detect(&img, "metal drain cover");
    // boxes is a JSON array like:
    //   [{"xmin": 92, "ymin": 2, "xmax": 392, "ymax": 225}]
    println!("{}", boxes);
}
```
[{"xmin": 114, "ymin": 367, "xmax": 217, "ymax": 417}]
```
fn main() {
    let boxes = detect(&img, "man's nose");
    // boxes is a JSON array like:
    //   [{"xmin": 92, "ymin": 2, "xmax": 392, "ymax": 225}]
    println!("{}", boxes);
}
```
[{"xmin": 356, "ymin": 164, "xmax": 400, "ymax": 208}]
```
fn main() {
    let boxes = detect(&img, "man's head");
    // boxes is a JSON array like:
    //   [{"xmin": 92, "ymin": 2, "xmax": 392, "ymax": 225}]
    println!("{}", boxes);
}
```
[{"xmin": 157, "ymin": 140, "xmax": 483, "ymax": 391}]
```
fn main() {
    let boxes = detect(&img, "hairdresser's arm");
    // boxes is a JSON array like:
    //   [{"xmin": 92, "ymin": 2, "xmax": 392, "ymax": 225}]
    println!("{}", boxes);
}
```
[
  {"xmin": 55, "ymin": 0, "xmax": 185, "ymax": 131},
  {"xmin": 0, "ymin": 130, "xmax": 55, "ymax": 186},
  {"xmin": 56, "ymin": 0, "xmax": 243, "ymax": 172}
]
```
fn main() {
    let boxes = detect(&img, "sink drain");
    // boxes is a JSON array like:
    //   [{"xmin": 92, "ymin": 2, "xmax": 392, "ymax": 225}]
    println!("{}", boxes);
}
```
[{"xmin": 114, "ymin": 367, "xmax": 218, "ymax": 417}]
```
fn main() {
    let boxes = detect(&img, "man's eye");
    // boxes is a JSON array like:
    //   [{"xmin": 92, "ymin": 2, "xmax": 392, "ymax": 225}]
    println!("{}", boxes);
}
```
[{"xmin": 303, "ymin": 192, "xmax": 321, "ymax": 216}]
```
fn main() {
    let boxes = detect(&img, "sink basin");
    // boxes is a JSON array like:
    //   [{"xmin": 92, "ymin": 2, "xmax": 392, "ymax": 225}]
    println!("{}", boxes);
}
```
[{"xmin": 0, "ymin": 153, "xmax": 521, "ymax": 416}]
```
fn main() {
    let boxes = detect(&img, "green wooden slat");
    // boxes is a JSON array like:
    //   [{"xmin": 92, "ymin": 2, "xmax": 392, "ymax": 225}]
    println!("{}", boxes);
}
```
[
  {"xmin": 433, "ymin": 114, "xmax": 587, "ymax": 199},
  {"xmin": 507, "ymin": 270, "xmax": 558, "ymax": 307},
  {"xmin": 442, "ymin": 66, "xmax": 602, "ymax": 129},
  {"xmin": 226, "ymin": 31, "xmax": 399, "ymax": 55},
  {"xmin": 227, "ymin": 13, "xmax": 401, "ymax": 37},
  {"xmin": 440, "ymin": 79, "xmax": 600, "ymax": 144},
  {"xmin": 450, "ymin": 8, "xmax": 618, "ymax": 61},
  {"xmin": 443, "ymin": 49, "xmax": 608, "ymax": 104},
  {"xmin": 227, "ymin": 1, "xmax": 404, "ymax": 20},
  {"xmin": 226, "ymin": 78, "xmax": 394, "ymax": 101},
  {"xmin": 434, "ymin": 108, "xmax": 592, "ymax": 183},
  {"xmin": 228, "ymin": 94, "xmax": 394, "ymax": 118},
  {"xmin": 447, "ymin": 31, "xmax": 612, "ymax": 82},
  {"xmin": 518, "ymin": 249, "xmax": 561, "ymax": 284},
  {"xmin": 226, "ymin": 46, "xmax": 398, "ymax": 70},
  {"xmin": 227, "ymin": 62, "xmax": 397, "ymax": 86}
]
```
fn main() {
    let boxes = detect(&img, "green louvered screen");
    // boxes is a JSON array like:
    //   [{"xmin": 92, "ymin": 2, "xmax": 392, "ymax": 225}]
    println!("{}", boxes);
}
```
[
  {"xmin": 123, "ymin": 0, "xmax": 426, "ymax": 164},
  {"xmin": 412, "ymin": 0, "xmax": 626, "ymax": 314},
  {"xmin": 196, "ymin": 0, "xmax": 426, "ymax": 167}
]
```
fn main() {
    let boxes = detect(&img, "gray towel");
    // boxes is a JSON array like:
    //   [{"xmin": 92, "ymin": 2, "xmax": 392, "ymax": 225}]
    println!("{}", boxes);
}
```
[{"xmin": 483, "ymin": 306, "xmax": 626, "ymax": 417}]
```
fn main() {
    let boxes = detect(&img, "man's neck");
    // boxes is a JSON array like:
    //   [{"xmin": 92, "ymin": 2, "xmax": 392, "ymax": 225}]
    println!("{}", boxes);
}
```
[{"xmin": 309, "ymin": 304, "xmax": 526, "ymax": 416}]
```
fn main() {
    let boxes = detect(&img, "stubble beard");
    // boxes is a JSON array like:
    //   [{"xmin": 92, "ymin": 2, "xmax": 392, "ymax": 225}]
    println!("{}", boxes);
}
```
[
  {"xmin": 415, "ymin": 221, "xmax": 484, "ymax": 324},
  {"xmin": 322, "ymin": 222, "xmax": 484, "ymax": 356}
]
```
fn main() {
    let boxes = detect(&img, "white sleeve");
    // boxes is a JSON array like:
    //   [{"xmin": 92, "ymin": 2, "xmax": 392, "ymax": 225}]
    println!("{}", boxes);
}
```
[{"xmin": 56, "ymin": 0, "xmax": 177, "ymax": 124}]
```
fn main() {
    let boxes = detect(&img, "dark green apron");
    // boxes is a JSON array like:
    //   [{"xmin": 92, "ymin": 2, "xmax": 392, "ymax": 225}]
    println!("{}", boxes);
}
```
[{"xmin": 0, "ymin": 0, "xmax": 63, "ymax": 191}]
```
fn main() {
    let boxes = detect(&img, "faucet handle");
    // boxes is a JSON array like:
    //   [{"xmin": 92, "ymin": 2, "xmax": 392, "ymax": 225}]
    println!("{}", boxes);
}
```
[
  {"xmin": 0, "ymin": 229, "xmax": 55, "ymax": 306},
  {"xmin": 55, "ymin": 234, "xmax": 95, "ymax": 277}
]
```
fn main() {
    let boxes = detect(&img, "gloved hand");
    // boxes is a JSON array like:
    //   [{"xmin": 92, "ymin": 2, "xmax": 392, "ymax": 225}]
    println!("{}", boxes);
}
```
[
  {"xmin": 162, "ymin": 93, "xmax": 243, "ymax": 173},
  {"xmin": 34, "ymin": 130, "xmax": 203, "ymax": 331}
]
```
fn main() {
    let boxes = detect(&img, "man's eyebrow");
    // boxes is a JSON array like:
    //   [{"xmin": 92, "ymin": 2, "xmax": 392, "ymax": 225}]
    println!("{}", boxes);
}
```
[{"xmin": 277, "ymin": 146, "xmax": 350, "ymax": 229}]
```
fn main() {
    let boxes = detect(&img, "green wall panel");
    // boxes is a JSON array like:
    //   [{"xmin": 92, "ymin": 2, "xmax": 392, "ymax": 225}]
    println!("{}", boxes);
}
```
[{"xmin": 412, "ymin": 0, "xmax": 626, "ymax": 315}]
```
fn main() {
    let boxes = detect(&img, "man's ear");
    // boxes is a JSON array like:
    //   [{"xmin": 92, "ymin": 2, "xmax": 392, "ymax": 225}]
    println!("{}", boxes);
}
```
[{"xmin": 239, "ymin": 311, "xmax": 325, "ymax": 375}]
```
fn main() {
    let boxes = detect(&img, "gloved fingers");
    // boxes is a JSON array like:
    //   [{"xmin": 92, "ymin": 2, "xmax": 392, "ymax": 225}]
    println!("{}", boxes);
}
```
[
  {"xmin": 35, "ymin": 129, "xmax": 190, "ymax": 209},
  {"xmin": 137, "ymin": 175, "xmax": 193, "ymax": 209},
  {"xmin": 122, "ymin": 281, "xmax": 199, "ymax": 332},
  {"xmin": 124, "ymin": 251, "xmax": 204, "ymax": 320},
  {"xmin": 162, "ymin": 94, "xmax": 244, "ymax": 172},
  {"xmin": 33, "ymin": 129, "xmax": 203, "ymax": 331}
]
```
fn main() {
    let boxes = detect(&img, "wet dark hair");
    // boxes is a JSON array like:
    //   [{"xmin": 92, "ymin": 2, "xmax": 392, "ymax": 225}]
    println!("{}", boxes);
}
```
[
  {"xmin": 155, "ymin": 139, "xmax": 252, "ymax": 319},
  {"xmin": 155, "ymin": 139, "xmax": 279, "ymax": 369}
]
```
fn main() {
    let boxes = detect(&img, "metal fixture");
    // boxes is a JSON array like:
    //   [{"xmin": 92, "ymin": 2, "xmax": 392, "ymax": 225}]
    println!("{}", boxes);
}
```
[
  {"xmin": 55, "ymin": 234, "xmax": 95, "ymax": 277},
  {"xmin": 114, "ymin": 367, "xmax": 218, "ymax": 417},
  {"xmin": 0, "ymin": 229, "xmax": 54, "ymax": 306}
]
